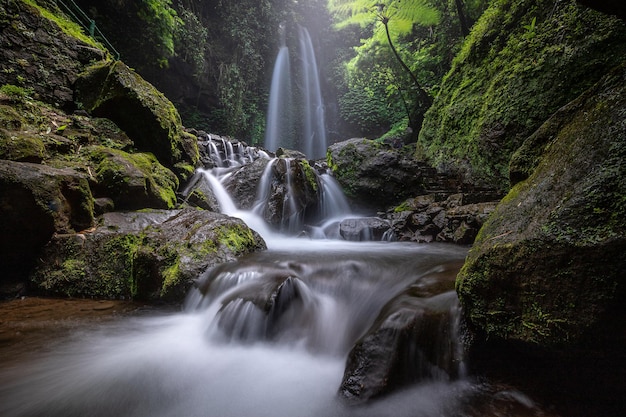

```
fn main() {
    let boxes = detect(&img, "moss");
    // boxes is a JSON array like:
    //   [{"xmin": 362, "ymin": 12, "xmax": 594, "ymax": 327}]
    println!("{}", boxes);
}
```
[
  {"xmin": 21, "ymin": 0, "xmax": 103, "ymax": 50},
  {"xmin": 216, "ymin": 224, "xmax": 257, "ymax": 254},
  {"xmin": 0, "ymin": 131, "xmax": 45, "ymax": 162},
  {"xmin": 300, "ymin": 159, "xmax": 318, "ymax": 192},
  {"xmin": 419, "ymin": 0, "xmax": 626, "ymax": 190}
]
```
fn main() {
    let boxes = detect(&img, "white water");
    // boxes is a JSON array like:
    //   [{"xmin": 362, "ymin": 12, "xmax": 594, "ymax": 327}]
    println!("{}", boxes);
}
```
[
  {"xmin": 298, "ymin": 25, "xmax": 327, "ymax": 160},
  {"xmin": 264, "ymin": 25, "xmax": 327, "ymax": 159},
  {"xmin": 0, "ymin": 242, "xmax": 484, "ymax": 417},
  {"xmin": 264, "ymin": 45, "xmax": 292, "ymax": 153}
]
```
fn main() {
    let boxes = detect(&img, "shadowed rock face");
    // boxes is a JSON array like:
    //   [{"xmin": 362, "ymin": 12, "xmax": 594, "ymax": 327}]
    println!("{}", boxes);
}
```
[
  {"xmin": 0, "ymin": 160, "xmax": 94, "ymax": 285},
  {"xmin": 457, "ymin": 64, "xmax": 626, "ymax": 349}
]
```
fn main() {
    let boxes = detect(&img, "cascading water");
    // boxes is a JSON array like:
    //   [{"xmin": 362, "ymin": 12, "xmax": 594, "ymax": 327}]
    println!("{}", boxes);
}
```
[{"xmin": 0, "ymin": 122, "xmax": 548, "ymax": 417}]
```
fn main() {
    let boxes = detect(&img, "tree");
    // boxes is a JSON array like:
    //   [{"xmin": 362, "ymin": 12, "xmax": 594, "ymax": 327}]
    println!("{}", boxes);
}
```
[{"xmin": 328, "ymin": 0, "xmax": 441, "ymax": 133}]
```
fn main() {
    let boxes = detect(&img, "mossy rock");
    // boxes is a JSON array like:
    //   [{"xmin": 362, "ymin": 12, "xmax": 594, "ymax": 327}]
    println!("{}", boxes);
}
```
[
  {"xmin": 0, "ymin": 0, "xmax": 106, "ymax": 109},
  {"xmin": 0, "ymin": 129, "xmax": 45, "ymax": 162},
  {"xmin": 30, "ymin": 209, "xmax": 267, "ymax": 300},
  {"xmin": 75, "ymin": 61, "xmax": 199, "ymax": 177},
  {"xmin": 419, "ymin": 0, "xmax": 626, "ymax": 191},
  {"xmin": 327, "ymin": 138, "xmax": 430, "ymax": 210},
  {"xmin": 456, "ymin": 64, "xmax": 626, "ymax": 348},
  {"xmin": 89, "ymin": 146, "xmax": 179, "ymax": 210},
  {"xmin": 0, "ymin": 159, "xmax": 94, "ymax": 284}
]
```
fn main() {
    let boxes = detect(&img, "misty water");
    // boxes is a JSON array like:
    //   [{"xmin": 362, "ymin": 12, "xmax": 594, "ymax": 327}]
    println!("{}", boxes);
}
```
[{"xmin": 0, "ymin": 239, "xmax": 480, "ymax": 417}]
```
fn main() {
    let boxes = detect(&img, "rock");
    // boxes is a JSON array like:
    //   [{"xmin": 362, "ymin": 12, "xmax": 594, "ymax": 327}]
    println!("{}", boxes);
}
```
[
  {"xmin": 89, "ymin": 146, "xmax": 179, "ymax": 210},
  {"xmin": 339, "ymin": 269, "xmax": 463, "ymax": 403},
  {"xmin": 30, "ymin": 208, "xmax": 266, "ymax": 301},
  {"xmin": 339, "ymin": 217, "xmax": 391, "ymax": 241},
  {"xmin": 75, "ymin": 60, "xmax": 199, "ymax": 177},
  {"xmin": 386, "ymin": 194, "xmax": 498, "ymax": 244},
  {"xmin": 179, "ymin": 171, "xmax": 220, "ymax": 211},
  {"xmin": 224, "ymin": 157, "xmax": 272, "ymax": 210},
  {"xmin": 0, "ymin": 0, "xmax": 105, "ymax": 110},
  {"xmin": 327, "ymin": 138, "xmax": 434, "ymax": 210},
  {"xmin": 0, "ymin": 160, "xmax": 94, "ymax": 285},
  {"xmin": 456, "ymin": 63, "xmax": 626, "ymax": 348}
]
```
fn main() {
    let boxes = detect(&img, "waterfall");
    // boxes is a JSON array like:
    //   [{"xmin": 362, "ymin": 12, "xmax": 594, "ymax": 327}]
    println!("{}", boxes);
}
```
[
  {"xmin": 298, "ymin": 26, "xmax": 327, "ymax": 160},
  {"xmin": 264, "ymin": 25, "xmax": 327, "ymax": 160}
]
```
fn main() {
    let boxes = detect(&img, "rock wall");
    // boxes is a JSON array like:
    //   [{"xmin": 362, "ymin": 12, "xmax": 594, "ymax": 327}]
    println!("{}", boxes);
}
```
[
  {"xmin": 418, "ymin": 0, "xmax": 626, "ymax": 191},
  {"xmin": 456, "ymin": 63, "xmax": 626, "ymax": 413}
]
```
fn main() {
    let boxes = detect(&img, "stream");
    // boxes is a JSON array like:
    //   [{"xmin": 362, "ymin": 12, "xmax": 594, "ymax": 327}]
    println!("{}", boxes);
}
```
[{"xmin": 0, "ymin": 239, "xmax": 555, "ymax": 417}]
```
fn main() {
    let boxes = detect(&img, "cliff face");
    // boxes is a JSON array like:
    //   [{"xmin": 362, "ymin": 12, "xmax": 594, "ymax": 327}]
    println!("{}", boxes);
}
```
[{"xmin": 418, "ymin": 0, "xmax": 626, "ymax": 191}]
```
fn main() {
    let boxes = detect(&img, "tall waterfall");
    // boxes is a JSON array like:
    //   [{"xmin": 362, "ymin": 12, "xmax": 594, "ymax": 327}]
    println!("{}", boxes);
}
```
[
  {"xmin": 264, "ymin": 45, "xmax": 292, "ymax": 153},
  {"xmin": 298, "ymin": 26, "xmax": 327, "ymax": 160},
  {"xmin": 264, "ymin": 25, "xmax": 327, "ymax": 159}
]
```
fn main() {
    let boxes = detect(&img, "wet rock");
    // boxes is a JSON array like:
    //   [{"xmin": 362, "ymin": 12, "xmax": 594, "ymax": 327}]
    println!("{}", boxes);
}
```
[
  {"xmin": 30, "ymin": 208, "xmax": 266, "ymax": 301},
  {"xmin": 224, "ymin": 157, "xmax": 272, "ymax": 210},
  {"xmin": 179, "ymin": 171, "xmax": 220, "ymax": 211},
  {"xmin": 339, "ymin": 217, "xmax": 391, "ymax": 241},
  {"xmin": 327, "ymin": 138, "xmax": 434, "ymax": 210},
  {"xmin": 75, "ymin": 60, "xmax": 199, "ymax": 178},
  {"xmin": 217, "ymin": 275, "xmax": 307, "ymax": 342},
  {"xmin": 386, "ymin": 193, "xmax": 498, "ymax": 244},
  {"xmin": 339, "ymin": 287, "xmax": 463, "ymax": 403},
  {"xmin": 0, "ymin": 160, "xmax": 94, "ymax": 286}
]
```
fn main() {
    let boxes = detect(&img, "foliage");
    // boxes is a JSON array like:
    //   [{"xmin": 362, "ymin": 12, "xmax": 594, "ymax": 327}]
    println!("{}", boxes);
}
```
[
  {"xmin": 328, "ymin": 0, "xmax": 486, "ymax": 139},
  {"xmin": 137, "ymin": 0, "xmax": 182, "ymax": 67},
  {"xmin": 173, "ymin": 6, "xmax": 208, "ymax": 79},
  {"xmin": 0, "ymin": 84, "xmax": 33, "ymax": 100}
]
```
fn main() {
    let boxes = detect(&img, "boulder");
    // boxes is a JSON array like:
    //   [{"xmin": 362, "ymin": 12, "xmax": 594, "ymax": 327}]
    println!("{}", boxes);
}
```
[
  {"xmin": 0, "ymin": 160, "xmax": 94, "ymax": 285},
  {"xmin": 339, "ymin": 217, "xmax": 391, "ymax": 241},
  {"xmin": 75, "ymin": 60, "xmax": 199, "ymax": 177},
  {"xmin": 456, "ymin": 64, "xmax": 626, "ymax": 348},
  {"xmin": 339, "ymin": 265, "xmax": 464, "ymax": 403},
  {"xmin": 30, "ymin": 208, "xmax": 266, "ymax": 301},
  {"xmin": 327, "ymin": 138, "xmax": 433, "ymax": 210},
  {"xmin": 89, "ymin": 146, "xmax": 179, "ymax": 210}
]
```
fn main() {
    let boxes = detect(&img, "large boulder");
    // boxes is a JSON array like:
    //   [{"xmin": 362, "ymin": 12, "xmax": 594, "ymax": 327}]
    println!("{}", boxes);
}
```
[
  {"xmin": 75, "ymin": 60, "xmax": 199, "ymax": 177},
  {"xmin": 418, "ymin": 0, "xmax": 626, "ymax": 191},
  {"xmin": 89, "ymin": 146, "xmax": 179, "ymax": 210},
  {"xmin": 0, "ymin": 160, "xmax": 94, "ymax": 286},
  {"xmin": 457, "ymin": 64, "xmax": 626, "ymax": 350},
  {"xmin": 327, "ymin": 138, "xmax": 435, "ymax": 210},
  {"xmin": 339, "ymin": 264, "xmax": 464, "ymax": 403},
  {"xmin": 30, "ymin": 208, "xmax": 266, "ymax": 301}
]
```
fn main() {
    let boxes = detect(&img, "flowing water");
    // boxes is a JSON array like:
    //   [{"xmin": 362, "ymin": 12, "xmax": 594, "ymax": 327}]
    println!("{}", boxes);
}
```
[
  {"xmin": 0, "ymin": 139, "xmax": 557, "ymax": 416},
  {"xmin": 264, "ymin": 25, "xmax": 327, "ymax": 158}
]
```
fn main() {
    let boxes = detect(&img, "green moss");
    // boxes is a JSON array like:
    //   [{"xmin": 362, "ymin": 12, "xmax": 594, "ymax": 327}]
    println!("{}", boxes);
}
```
[
  {"xmin": 216, "ymin": 224, "xmax": 257, "ymax": 254},
  {"xmin": 0, "ymin": 84, "xmax": 33, "ymax": 100},
  {"xmin": 419, "ymin": 0, "xmax": 626, "ymax": 190},
  {"xmin": 22, "ymin": 0, "xmax": 103, "ymax": 50},
  {"xmin": 300, "ymin": 160, "xmax": 318, "ymax": 192}
]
